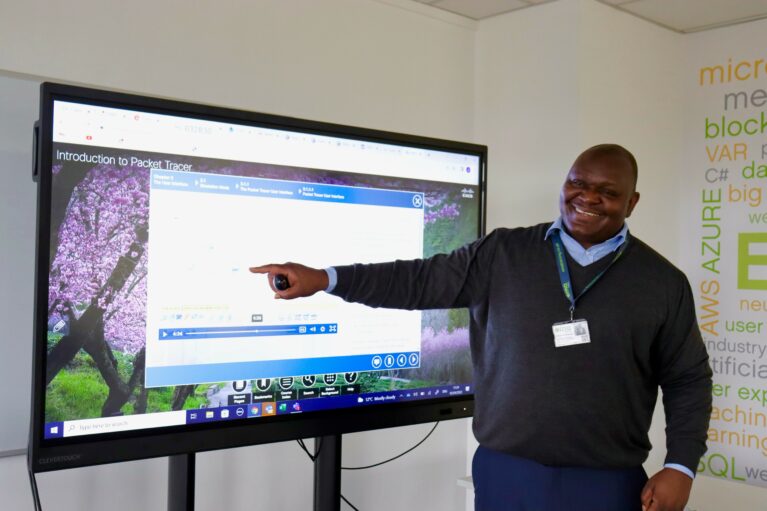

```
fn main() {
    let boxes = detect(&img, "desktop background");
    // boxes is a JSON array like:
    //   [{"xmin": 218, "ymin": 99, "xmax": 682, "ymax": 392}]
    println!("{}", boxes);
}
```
[{"xmin": 44, "ymin": 143, "xmax": 479, "ymax": 423}]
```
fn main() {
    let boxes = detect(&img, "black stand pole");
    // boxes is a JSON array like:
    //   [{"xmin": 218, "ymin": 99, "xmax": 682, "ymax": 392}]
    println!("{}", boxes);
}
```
[
  {"xmin": 168, "ymin": 453, "xmax": 195, "ymax": 511},
  {"xmin": 165, "ymin": 437, "xmax": 341, "ymax": 511},
  {"xmin": 314, "ymin": 434, "xmax": 342, "ymax": 511}
]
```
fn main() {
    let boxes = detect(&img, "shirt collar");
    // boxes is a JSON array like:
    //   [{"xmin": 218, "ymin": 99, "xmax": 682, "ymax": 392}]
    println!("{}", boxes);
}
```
[
  {"xmin": 544, "ymin": 218, "xmax": 628, "ymax": 245},
  {"xmin": 545, "ymin": 218, "xmax": 629, "ymax": 266}
]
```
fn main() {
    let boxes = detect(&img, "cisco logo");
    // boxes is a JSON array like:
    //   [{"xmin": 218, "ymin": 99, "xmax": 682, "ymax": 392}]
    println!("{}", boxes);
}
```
[{"xmin": 38, "ymin": 454, "xmax": 82, "ymax": 465}]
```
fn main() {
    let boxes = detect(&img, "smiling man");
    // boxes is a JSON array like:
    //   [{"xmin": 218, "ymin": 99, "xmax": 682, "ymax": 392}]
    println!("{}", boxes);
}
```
[
  {"xmin": 251, "ymin": 144, "xmax": 712, "ymax": 511},
  {"xmin": 560, "ymin": 145, "xmax": 640, "ymax": 249}
]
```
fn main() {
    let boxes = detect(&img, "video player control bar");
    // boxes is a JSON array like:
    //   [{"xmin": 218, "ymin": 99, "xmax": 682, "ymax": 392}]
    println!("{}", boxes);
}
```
[{"xmin": 159, "ymin": 323, "xmax": 338, "ymax": 340}]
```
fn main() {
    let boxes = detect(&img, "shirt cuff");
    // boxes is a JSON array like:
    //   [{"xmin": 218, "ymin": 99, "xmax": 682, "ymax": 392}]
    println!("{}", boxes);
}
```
[
  {"xmin": 324, "ymin": 267, "xmax": 337, "ymax": 293},
  {"xmin": 664, "ymin": 463, "xmax": 695, "ymax": 479}
]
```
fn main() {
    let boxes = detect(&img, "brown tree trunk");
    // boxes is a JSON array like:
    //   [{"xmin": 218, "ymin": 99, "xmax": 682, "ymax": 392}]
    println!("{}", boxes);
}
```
[{"xmin": 171, "ymin": 386, "xmax": 196, "ymax": 411}]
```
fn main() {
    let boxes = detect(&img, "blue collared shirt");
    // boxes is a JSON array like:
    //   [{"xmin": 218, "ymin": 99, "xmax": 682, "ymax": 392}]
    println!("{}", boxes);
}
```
[
  {"xmin": 544, "ymin": 218, "xmax": 628, "ymax": 266},
  {"xmin": 325, "ymin": 266, "xmax": 338, "ymax": 292}
]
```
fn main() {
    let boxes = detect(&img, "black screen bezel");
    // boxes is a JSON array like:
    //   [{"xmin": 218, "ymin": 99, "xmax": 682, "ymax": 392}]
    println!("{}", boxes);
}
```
[{"xmin": 29, "ymin": 82, "xmax": 487, "ymax": 473}]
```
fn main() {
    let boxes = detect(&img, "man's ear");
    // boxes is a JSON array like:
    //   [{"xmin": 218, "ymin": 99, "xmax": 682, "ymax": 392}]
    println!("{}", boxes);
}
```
[{"xmin": 626, "ymin": 192, "xmax": 640, "ymax": 218}]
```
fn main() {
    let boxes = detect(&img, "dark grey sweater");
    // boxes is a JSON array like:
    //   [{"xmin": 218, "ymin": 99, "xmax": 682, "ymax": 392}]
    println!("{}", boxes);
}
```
[{"xmin": 330, "ymin": 223, "xmax": 712, "ymax": 472}]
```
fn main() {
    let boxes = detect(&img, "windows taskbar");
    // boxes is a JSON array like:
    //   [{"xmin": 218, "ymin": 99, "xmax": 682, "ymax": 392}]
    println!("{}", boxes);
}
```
[{"xmin": 43, "ymin": 383, "xmax": 473, "ymax": 439}]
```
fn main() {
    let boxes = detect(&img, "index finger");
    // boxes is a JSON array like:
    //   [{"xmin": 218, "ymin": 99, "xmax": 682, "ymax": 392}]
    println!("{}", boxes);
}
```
[{"xmin": 249, "ymin": 264, "xmax": 280, "ymax": 274}]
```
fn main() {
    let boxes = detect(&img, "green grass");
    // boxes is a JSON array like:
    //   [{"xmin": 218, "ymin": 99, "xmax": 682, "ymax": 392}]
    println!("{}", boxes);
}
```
[
  {"xmin": 46, "ymin": 364, "xmax": 108, "ymax": 422},
  {"xmin": 143, "ymin": 385, "xmax": 208, "ymax": 412},
  {"xmin": 47, "ymin": 359, "xmax": 208, "ymax": 419},
  {"xmin": 47, "ymin": 332, "xmax": 64, "ymax": 350},
  {"xmin": 447, "ymin": 308, "xmax": 469, "ymax": 332},
  {"xmin": 357, "ymin": 373, "xmax": 435, "ymax": 393},
  {"xmin": 183, "ymin": 387, "xmax": 209, "ymax": 409},
  {"xmin": 146, "ymin": 387, "xmax": 173, "ymax": 412},
  {"xmin": 44, "ymin": 339, "xmax": 152, "ymax": 419}
]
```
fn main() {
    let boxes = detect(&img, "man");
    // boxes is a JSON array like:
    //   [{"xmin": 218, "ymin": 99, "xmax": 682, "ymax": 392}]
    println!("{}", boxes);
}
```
[{"xmin": 251, "ymin": 144, "xmax": 712, "ymax": 511}]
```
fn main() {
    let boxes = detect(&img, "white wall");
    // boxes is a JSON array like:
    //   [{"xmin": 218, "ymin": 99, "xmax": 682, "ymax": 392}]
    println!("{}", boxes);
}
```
[
  {"xmin": 0, "ymin": 0, "xmax": 476, "ymax": 137},
  {"xmin": 0, "ymin": 1, "xmax": 476, "ymax": 510},
  {"xmin": 474, "ymin": 0, "xmax": 581, "ymax": 232},
  {"xmin": 0, "ymin": 73, "xmax": 39, "ymax": 454}
]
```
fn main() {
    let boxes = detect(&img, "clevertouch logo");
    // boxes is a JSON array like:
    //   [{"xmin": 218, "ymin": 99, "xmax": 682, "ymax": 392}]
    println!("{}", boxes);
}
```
[{"xmin": 38, "ymin": 454, "xmax": 82, "ymax": 465}]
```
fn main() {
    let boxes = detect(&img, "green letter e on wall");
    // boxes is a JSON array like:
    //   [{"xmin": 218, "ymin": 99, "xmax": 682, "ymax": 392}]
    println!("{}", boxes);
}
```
[{"xmin": 738, "ymin": 232, "xmax": 767, "ymax": 290}]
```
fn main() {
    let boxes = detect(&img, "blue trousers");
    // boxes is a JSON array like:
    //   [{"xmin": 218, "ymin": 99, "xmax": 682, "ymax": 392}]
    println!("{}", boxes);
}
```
[{"xmin": 472, "ymin": 446, "xmax": 648, "ymax": 511}]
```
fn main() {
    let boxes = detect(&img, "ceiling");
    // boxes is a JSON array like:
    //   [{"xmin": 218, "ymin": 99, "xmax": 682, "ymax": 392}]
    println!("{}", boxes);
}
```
[{"xmin": 410, "ymin": 0, "xmax": 767, "ymax": 33}]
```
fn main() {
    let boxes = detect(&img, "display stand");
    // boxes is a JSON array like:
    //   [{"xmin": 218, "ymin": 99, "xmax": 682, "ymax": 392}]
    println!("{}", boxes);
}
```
[
  {"xmin": 168, "ymin": 453, "xmax": 195, "ymax": 511},
  {"xmin": 313, "ymin": 434, "xmax": 342, "ymax": 511},
  {"xmin": 166, "ymin": 435, "xmax": 343, "ymax": 511}
]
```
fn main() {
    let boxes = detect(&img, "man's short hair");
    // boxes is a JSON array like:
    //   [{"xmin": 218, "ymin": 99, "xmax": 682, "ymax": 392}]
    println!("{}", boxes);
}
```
[{"xmin": 577, "ymin": 144, "xmax": 638, "ymax": 188}]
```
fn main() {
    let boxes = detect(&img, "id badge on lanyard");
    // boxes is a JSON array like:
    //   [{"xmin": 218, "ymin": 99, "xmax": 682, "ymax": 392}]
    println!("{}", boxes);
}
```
[
  {"xmin": 549, "ymin": 231, "xmax": 627, "ymax": 348},
  {"xmin": 552, "ymin": 319, "xmax": 591, "ymax": 347}
]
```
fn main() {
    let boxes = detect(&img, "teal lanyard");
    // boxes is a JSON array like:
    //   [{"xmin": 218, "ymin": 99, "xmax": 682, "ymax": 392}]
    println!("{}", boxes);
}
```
[{"xmin": 550, "ymin": 231, "xmax": 629, "ymax": 320}]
